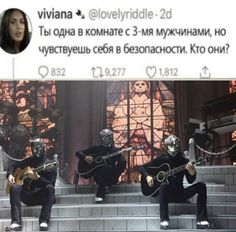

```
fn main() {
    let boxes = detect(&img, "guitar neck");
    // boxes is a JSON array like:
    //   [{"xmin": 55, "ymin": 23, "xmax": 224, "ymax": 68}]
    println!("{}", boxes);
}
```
[
  {"xmin": 165, "ymin": 161, "xmax": 196, "ymax": 177},
  {"xmin": 33, "ymin": 162, "xmax": 57, "ymax": 173},
  {"xmin": 103, "ymin": 147, "xmax": 132, "ymax": 160},
  {"xmin": 33, "ymin": 164, "xmax": 46, "ymax": 173}
]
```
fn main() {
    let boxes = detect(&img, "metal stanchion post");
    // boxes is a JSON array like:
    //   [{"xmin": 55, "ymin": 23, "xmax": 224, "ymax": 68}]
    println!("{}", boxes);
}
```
[
  {"xmin": 54, "ymin": 153, "xmax": 67, "ymax": 185},
  {"xmin": 0, "ymin": 146, "xmax": 3, "ymax": 171}
]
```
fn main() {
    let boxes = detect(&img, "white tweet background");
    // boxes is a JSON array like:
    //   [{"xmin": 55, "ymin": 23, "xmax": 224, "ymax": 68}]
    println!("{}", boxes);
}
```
[{"xmin": 0, "ymin": 0, "xmax": 235, "ymax": 80}]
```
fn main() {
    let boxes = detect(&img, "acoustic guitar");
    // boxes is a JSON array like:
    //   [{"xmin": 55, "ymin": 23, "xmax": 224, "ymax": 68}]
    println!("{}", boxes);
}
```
[
  {"xmin": 6, "ymin": 161, "xmax": 58, "ymax": 195},
  {"xmin": 78, "ymin": 146, "xmax": 143, "ymax": 179},
  {"xmin": 141, "ymin": 159, "xmax": 206, "ymax": 197}
]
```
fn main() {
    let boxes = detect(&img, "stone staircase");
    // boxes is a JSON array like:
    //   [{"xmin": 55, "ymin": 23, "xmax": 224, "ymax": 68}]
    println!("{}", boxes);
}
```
[{"xmin": 0, "ymin": 165, "xmax": 236, "ymax": 232}]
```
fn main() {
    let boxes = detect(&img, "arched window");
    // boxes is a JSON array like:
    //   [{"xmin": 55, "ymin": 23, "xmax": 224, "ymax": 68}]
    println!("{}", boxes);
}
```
[{"xmin": 106, "ymin": 81, "xmax": 175, "ymax": 182}]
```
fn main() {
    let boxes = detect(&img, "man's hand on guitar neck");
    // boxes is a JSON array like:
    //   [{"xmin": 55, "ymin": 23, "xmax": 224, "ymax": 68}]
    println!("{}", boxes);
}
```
[
  {"xmin": 146, "ymin": 175, "xmax": 154, "ymax": 187},
  {"xmin": 85, "ymin": 155, "xmax": 94, "ymax": 164},
  {"xmin": 186, "ymin": 162, "xmax": 196, "ymax": 176}
]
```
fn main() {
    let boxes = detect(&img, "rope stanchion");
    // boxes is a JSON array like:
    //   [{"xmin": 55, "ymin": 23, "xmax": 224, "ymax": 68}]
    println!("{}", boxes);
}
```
[
  {"xmin": 0, "ymin": 149, "xmax": 24, "ymax": 162},
  {"xmin": 195, "ymin": 143, "xmax": 236, "ymax": 156}
]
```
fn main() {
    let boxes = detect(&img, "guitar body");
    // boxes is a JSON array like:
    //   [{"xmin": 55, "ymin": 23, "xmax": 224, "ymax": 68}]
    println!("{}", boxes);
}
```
[
  {"xmin": 141, "ymin": 140, "xmax": 205, "ymax": 198},
  {"xmin": 6, "ymin": 161, "xmax": 58, "ymax": 195},
  {"xmin": 78, "ymin": 146, "xmax": 143, "ymax": 179},
  {"xmin": 6, "ymin": 166, "xmax": 31, "ymax": 195},
  {"xmin": 78, "ymin": 157, "xmax": 106, "ymax": 179},
  {"xmin": 141, "ymin": 163, "xmax": 171, "ymax": 197}
]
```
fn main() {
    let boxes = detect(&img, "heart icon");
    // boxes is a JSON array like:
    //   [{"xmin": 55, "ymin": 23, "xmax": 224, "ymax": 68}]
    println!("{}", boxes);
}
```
[{"xmin": 146, "ymin": 66, "xmax": 157, "ymax": 78}]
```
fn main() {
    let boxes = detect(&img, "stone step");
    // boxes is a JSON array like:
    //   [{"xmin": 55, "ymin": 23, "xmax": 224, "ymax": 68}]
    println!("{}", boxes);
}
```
[
  {"xmin": 74, "ymin": 183, "xmax": 236, "ymax": 194},
  {"xmin": 1, "ymin": 164, "xmax": 236, "ymax": 197},
  {"xmin": 1, "ymin": 182, "xmax": 235, "ymax": 198},
  {"xmin": 2, "ymin": 182, "xmax": 235, "ymax": 196},
  {"xmin": 1, "ymin": 164, "xmax": 236, "ymax": 185},
  {"xmin": 0, "ymin": 215, "xmax": 236, "ymax": 231},
  {"xmin": 57, "ymin": 192, "xmax": 236, "ymax": 205},
  {"xmin": 0, "ymin": 184, "xmax": 76, "ymax": 197},
  {"xmin": 0, "ymin": 202, "xmax": 235, "ymax": 219},
  {"xmin": 1, "ymin": 164, "xmax": 235, "ymax": 232},
  {"xmin": 21, "ymin": 230, "xmax": 236, "ymax": 232},
  {"xmin": 1, "ymin": 192, "xmax": 236, "ymax": 207}
]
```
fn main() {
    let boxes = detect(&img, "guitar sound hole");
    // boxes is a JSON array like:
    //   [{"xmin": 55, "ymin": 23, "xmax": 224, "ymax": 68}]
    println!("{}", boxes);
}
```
[
  {"xmin": 157, "ymin": 171, "xmax": 165, "ymax": 182},
  {"xmin": 95, "ymin": 157, "xmax": 103, "ymax": 164}
]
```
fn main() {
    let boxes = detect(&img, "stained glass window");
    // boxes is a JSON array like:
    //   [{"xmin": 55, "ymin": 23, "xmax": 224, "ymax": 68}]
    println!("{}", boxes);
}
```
[
  {"xmin": 0, "ymin": 81, "xmax": 57, "ymax": 159},
  {"xmin": 106, "ymin": 81, "xmax": 175, "ymax": 182}
]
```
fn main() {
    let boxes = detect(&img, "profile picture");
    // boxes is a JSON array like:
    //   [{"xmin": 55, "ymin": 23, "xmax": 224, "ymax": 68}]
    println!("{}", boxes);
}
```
[{"xmin": 0, "ymin": 8, "xmax": 31, "ymax": 54}]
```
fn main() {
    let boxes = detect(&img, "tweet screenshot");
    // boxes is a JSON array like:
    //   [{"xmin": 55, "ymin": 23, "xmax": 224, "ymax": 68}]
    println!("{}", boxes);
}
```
[
  {"xmin": 0, "ymin": 0, "xmax": 236, "ymax": 231},
  {"xmin": 0, "ymin": 0, "xmax": 235, "ymax": 79}
]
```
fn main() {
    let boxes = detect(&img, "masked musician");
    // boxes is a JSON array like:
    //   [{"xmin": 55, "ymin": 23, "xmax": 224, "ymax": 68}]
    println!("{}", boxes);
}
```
[
  {"xmin": 139, "ymin": 135, "xmax": 214, "ymax": 230},
  {"xmin": 76, "ymin": 129, "xmax": 127, "ymax": 203},
  {"xmin": 5, "ymin": 138, "xmax": 57, "ymax": 231}
]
